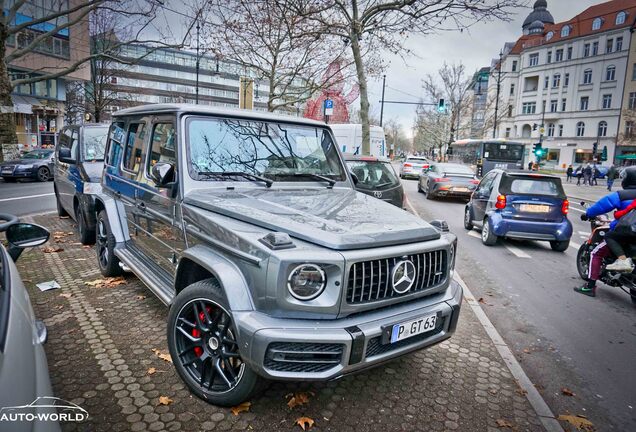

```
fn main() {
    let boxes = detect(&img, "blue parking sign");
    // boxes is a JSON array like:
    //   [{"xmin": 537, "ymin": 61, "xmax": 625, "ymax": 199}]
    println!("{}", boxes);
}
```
[{"xmin": 324, "ymin": 99, "xmax": 333, "ymax": 109}]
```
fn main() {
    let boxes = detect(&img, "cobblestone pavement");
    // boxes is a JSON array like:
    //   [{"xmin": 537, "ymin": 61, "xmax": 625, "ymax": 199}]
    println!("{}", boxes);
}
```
[{"xmin": 18, "ymin": 215, "xmax": 548, "ymax": 432}]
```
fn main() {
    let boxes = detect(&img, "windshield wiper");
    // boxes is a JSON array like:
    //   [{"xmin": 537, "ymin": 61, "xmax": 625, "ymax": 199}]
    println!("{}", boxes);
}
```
[
  {"xmin": 197, "ymin": 171, "xmax": 273, "ymax": 188},
  {"xmin": 287, "ymin": 173, "xmax": 336, "ymax": 187}
]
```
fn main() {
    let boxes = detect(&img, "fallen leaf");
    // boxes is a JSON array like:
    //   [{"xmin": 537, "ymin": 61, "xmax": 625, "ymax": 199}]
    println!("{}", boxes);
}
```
[
  {"xmin": 515, "ymin": 388, "xmax": 528, "ymax": 396},
  {"xmin": 496, "ymin": 419, "xmax": 514, "ymax": 429},
  {"xmin": 136, "ymin": 295, "xmax": 147, "ymax": 300},
  {"xmin": 561, "ymin": 388, "xmax": 575, "ymax": 397},
  {"xmin": 286, "ymin": 391, "xmax": 314, "ymax": 409},
  {"xmin": 59, "ymin": 293, "xmax": 72, "ymax": 299},
  {"xmin": 85, "ymin": 277, "xmax": 126, "ymax": 288},
  {"xmin": 43, "ymin": 247, "xmax": 64, "ymax": 253},
  {"xmin": 95, "ymin": 307, "xmax": 104, "ymax": 312},
  {"xmin": 152, "ymin": 348, "xmax": 172, "ymax": 363},
  {"xmin": 158, "ymin": 396, "xmax": 173, "ymax": 406},
  {"xmin": 522, "ymin": 348, "xmax": 531, "ymax": 354},
  {"xmin": 147, "ymin": 367, "xmax": 156, "ymax": 375},
  {"xmin": 231, "ymin": 401, "xmax": 251, "ymax": 416},
  {"xmin": 295, "ymin": 417, "xmax": 315, "ymax": 430},
  {"xmin": 557, "ymin": 414, "xmax": 595, "ymax": 431},
  {"xmin": 478, "ymin": 297, "xmax": 485, "ymax": 303}
]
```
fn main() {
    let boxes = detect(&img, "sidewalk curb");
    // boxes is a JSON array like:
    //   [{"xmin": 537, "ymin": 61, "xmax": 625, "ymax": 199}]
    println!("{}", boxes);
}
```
[{"xmin": 405, "ymin": 198, "xmax": 564, "ymax": 432}]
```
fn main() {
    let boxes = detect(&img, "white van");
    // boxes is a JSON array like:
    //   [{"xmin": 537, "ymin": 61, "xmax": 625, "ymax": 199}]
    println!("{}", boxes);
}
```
[{"xmin": 329, "ymin": 123, "xmax": 387, "ymax": 158}]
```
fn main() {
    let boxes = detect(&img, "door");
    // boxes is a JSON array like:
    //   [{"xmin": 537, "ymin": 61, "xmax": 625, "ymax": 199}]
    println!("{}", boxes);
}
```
[
  {"xmin": 120, "ymin": 121, "xmax": 148, "ymax": 248},
  {"xmin": 135, "ymin": 119, "xmax": 182, "ymax": 275},
  {"xmin": 472, "ymin": 171, "xmax": 497, "ymax": 221},
  {"xmin": 55, "ymin": 126, "xmax": 79, "ymax": 214}
]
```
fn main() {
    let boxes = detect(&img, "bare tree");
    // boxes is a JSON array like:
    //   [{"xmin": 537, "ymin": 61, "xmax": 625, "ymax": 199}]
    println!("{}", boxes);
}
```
[
  {"xmin": 205, "ymin": 0, "xmax": 352, "ymax": 113},
  {"xmin": 0, "ymin": 0, "xmax": 197, "ymax": 160},
  {"xmin": 413, "ymin": 105, "xmax": 450, "ymax": 158},
  {"xmin": 285, "ymin": 0, "xmax": 522, "ymax": 155}
]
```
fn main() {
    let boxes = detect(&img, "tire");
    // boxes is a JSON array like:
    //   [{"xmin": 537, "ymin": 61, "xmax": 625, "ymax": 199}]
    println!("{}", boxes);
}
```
[
  {"xmin": 576, "ymin": 244, "xmax": 591, "ymax": 281},
  {"xmin": 481, "ymin": 217, "xmax": 498, "ymax": 246},
  {"xmin": 630, "ymin": 288, "xmax": 636, "ymax": 305},
  {"xmin": 425, "ymin": 183, "xmax": 434, "ymax": 200},
  {"xmin": 463, "ymin": 206, "xmax": 474, "ymax": 230},
  {"xmin": 36, "ymin": 166, "xmax": 50, "ymax": 182},
  {"xmin": 168, "ymin": 279, "xmax": 263, "ymax": 406},
  {"xmin": 55, "ymin": 188, "xmax": 69, "ymax": 217},
  {"xmin": 417, "ymin": 182, "xmax": 423, "ymax": 193},
  {"xmin": 96, "ymin": 210, "xmax": 123, "ymax": 277},
  {"xmin": 77, "ymin": 205, "xmax": 96, "ymax": 245},
  {"xmin": 2, "ymin": 177, "xmax": 16, "ymax": 183},
  {"xmin": 550, "ymin": 240, "xmax": 570, "ymax": 252}
]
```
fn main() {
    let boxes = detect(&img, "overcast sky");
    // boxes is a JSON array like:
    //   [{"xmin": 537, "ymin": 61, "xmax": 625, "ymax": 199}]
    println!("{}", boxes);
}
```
[{"xmin": 370, "ymin": 0, "xmax": 603, "ymax": 136}]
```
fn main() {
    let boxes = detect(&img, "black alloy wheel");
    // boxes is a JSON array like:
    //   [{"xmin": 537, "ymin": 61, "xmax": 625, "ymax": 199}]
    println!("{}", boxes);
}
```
[
  {"xmin": 36, "ymin": 166, "xmax": 50, "ymax": 182},
  {"xmin": 96, "ymin": 210, "xmax": 122, "ymax": 276}
]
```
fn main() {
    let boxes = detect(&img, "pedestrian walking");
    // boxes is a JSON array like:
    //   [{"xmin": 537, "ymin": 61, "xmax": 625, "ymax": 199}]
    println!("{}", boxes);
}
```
[
  {"xmin": 607, "ymin": 164, "xmax": 617, "ymax": 191},
  {"xmin": 583, "ymin": 164, "xmax": 592, "ymax": 186},
  {"xmin": 528, "ymin": 161, "xmax": 533, "ymax": 171},
  {"xmin": 592, "ymin": 165, "xmax": 599, "ymax": 186},
  {"xmin": 566, "ymin": 165, "xmax": 573, "ymax": 182}
]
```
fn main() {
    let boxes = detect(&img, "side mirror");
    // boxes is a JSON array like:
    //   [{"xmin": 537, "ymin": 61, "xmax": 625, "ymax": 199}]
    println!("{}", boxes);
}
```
[
  {"xmin": 58, "ymin": 147, "xmax": 75, "ymax": 163},
  {"xmin": 150, "ymin": 162, "xmax": 175, "ymax": 187},
  {"xmin": 6, "ymin": 223, "xmax": 50, "ymax": 262},
  {"xmin": 350, "ymin": 172, "xmax": 359, "ymax": 185}
]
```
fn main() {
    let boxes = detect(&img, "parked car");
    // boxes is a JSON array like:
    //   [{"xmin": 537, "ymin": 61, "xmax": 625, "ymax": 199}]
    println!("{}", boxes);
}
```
[
  {"xmin": 418, "ymin": 163, "xmax": 479, "ymax": 201},
  {"xmin": 399, "ymin": 156, "xmax": 430, "ymax": 179},
  {"xmin": 94, "ymin": 104, "xmax": 462, "ymax": 406},
  {"xmin": 53, "ymin": 124, "xmax": 109, "ymax": 245},
  {"xmin": 343, "ymin": 154, "xmax": 404, "ymax": 207},
  {"xmin": 464, "ymin": 170, "xmax": 572, "ymax": 251},
  {"xmin": 0, "ymin": 214, "xmax": 60, "ymax": 432},
  {"xmin": 0, "ymin": 149, "xmax": 54, "ymax": 182}
]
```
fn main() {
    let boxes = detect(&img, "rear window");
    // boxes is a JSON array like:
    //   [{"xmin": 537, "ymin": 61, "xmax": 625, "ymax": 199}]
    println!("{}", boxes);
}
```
[
  {"xmin": 406, "ymin": 158, "xmax": 427, "ymax": 164},
  {"xmin": 501, "ymin": 175, "xmax": 565, "ymax": 197},
  {"xmin": 347, "ymin": 160, "xmax": 399, "ymax": 190},
  {"xmin": 437, "ymin": 164, "xmax": 473, "ymax": 175}
]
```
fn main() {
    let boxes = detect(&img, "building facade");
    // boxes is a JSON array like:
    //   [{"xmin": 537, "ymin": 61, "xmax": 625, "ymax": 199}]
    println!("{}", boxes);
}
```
[
  {"xmin": 465, "ymin": 67, "xmax": 492, "ymax": 139},
  {"xmin": 6, "ymin": 0, "xmax": 90, "ymax": 148},
  {"xmin": 616, "ymin": 19, "xmax": 636, "ymax": 164},
  {"xmin": 484, "ymin": 0, "xmax": 635, "ymax": 168}
]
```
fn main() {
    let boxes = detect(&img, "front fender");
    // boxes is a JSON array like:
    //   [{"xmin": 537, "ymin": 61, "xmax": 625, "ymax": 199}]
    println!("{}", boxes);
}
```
[
  {"xmin": 93, "ymin": 192, "xmax": 129, "ymax": 243},
  {"xmin": 178, "ymin": 245, "xmax": 255, "ymax": 312}
]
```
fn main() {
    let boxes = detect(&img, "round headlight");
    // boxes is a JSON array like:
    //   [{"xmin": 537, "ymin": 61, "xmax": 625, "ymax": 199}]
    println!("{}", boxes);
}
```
[{"xmin": 287, "ymin": 264, "xmax": 326, "ymax": 300}]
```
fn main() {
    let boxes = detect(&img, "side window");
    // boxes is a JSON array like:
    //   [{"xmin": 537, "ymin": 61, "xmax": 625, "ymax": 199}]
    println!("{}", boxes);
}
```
[
  {"xmin": 122, "ymin": 123, "xmax": 146, "ymax": 172},
  {"xmin": 106, "ymin": 122, "xmax": 125, "ymax": 167},
  {"xmin": 147, "ymin": 123, "xmax": 176, "ymax": 175},
  {"xmin": 71, "ymin": 129, "xmax": 79, "ymax": 159},
  {"xmin": 57, "ymin": 128, "xmax": 78, "ymax": 160},
  {"xmin": 479, "ymin": 172, "xmax": 496, "ymax": 192}
]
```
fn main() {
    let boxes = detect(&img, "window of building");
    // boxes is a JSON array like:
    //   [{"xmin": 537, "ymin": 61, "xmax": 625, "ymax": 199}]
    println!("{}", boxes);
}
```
[
  {"xmin": 508, "ymin": 105, "xmax": 513, "ymax": 117},
  {"xmin": 606, "ymin": 65, "xmax": 616, "ymax": 81},
  {"xmin": 576, "ymin": 122, "xmax": 586, "ymax": 136},
  {"xmin": 633, "ymin": 64, "xmax": 636, "ymax": 81},
  {"xmin": 558, "ymin": 124, "xmax": 564, "ymax": 137},
  {"xmin": 552, "ymin": 74, "xmax": 561, "ymax": 88},
  {"xmin": 626, "ymin": 121, "xmax": 635, "ymax": 138},
  {"xmin": 529, "ymin": 53, "xmax": 539, "ymax": 67},
  {"xmin": 564, "ymin": 73, "xmax": 570, "ymax": 87},
  {"xmin": 598, "ymin": 121, "xmax": 608, "ymax": 137},
  {"xmin": 592, "ymin": 41, "xmax": 599, "ymax": 55},
  {"xmin": 505, "ymin": 128, "xmax": 511, "ymax": 138},
  {"xmin": 629, "ymin": 92, "xmax": 636, "ymax": 110},
  {"xmin": 580, "ymin": 96, "xmax": 589, "ymax": 111},
  {"xmin": 546, "ymin": 31, "xmax": 554, "ymax": 41},
  {"xmin": 544, "ymin": 76, "xmax": 550, "ymax": 89},
  {"xmin": 616, "ymin": 11, "xmax": 627, "ymax": 25},
  {"xmin": 147, "ymin": 123, "xmax": 176, "ymax": 175},
  {"xmin": 555, "ymin": 49, "xmax": 563, "ymax": 62},
  {"xmin": 512, "ymin": 60, "xmax": 518, "ymax": 72},
  {"xmin": 550, "ymin": 100, "xmax": 558, "ymax": 112},
  {"xmin": 522, "ymin": 102, "xmax": 536, "ymax": 114},
  {"xmin": 617, "ymin": 37, "xmax": 623, "ymax": 51},
  {"xmin": 606, "ymin": 38, "xmax": 614, "ymax": 53},
  {"xmin": 122, "ymin": 123, "xmax": 146, "ymax": 172},
  {"xmin": 561, "ymin": 25, "xmax": 571, "ymax": 37},
  {"xmin": 592, "ymin": 18, "xmax": 602, "ymax": 30},
  {"xmin": 561, "ymin": 98, "xmax": 567, "ymax": 111},
  {"xmin": 509, "ymin": 83, "xmax": 515, "ymax": 95},
  {"xmin": 567, "ymin": 46, "xmax": 573, "ymax": 60},
  {"xmin": 547, "ymin": 123, "xmax": 555, "ymax": 137},
  {"xmin": 583, "ymin": 69, "xmax": 593, "ymax": 84},
  {"xmin": 602, "ymin": 94, "xmax": 612, "ymax": 109},
  {"xmin": 584, "ymin": 43, "xmax": 590, "ymax": 57},
  {"xmin": 547, "ymin": 51, "xmax": 552, "ymax": 63}
]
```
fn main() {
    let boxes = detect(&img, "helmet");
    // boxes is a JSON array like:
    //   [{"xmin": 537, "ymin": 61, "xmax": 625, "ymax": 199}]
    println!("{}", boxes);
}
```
[{"xmin": 620, "ymin": 166, "xmax": 636, "ymax": 189}]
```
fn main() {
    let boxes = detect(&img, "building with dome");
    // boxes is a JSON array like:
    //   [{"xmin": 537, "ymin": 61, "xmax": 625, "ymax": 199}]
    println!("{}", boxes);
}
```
[{"xmin": 476, "ymin": 0, "xmax": 636, "ymax": 168}]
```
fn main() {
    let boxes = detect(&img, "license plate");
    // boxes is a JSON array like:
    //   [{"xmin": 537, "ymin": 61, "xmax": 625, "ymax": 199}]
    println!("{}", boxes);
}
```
[
  {"xmin": 1, "ymin": 167, "xmax": 12, "ymax": 173},
  {"xmin": 390, "ymin": 313, "xmax": 437, "ymax": 343},
  {"xmin": 453, "ymin": 187, "xmax": 469, "ymax": 192},
  {"xmin": 520, "ymin": 204, "xmax": 550, "ymax": 213}
]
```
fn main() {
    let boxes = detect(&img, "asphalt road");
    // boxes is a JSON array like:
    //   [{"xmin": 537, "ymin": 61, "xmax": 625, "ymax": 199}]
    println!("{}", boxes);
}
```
[
  {"xmin": 402, "ymin": 177, "xmax": 636, "ymax": 431},
  {"xmin": 0, "ymin": 179, "xmax": 56, "ymax": 216}
]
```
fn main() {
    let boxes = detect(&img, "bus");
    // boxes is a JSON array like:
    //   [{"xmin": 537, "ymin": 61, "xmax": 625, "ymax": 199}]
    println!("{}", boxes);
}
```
[{"xmin": 449, "ymin": 139, "xmax": 525, "ymax": 177}]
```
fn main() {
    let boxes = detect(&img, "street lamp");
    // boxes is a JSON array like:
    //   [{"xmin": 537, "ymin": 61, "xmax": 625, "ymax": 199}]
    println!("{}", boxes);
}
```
[
  {"xmin": 492, "ymin": 50, "xmax": 503, "ymax": 139},
  {"xmin": 195, "ymin": 19, "xmax": 200, "ymax": 104}
]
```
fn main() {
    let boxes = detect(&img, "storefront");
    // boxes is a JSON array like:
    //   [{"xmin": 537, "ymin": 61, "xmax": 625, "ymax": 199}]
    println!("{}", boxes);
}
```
[{"xmin": 615, "ymin": 147, "xmax": 636, "ymax": 166}]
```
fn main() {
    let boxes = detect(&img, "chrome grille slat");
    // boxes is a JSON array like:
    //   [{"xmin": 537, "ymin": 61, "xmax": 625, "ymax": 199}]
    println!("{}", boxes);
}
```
[{"xmin": 346, "ymin": 250, "xmax": 448, "ymax": 305}]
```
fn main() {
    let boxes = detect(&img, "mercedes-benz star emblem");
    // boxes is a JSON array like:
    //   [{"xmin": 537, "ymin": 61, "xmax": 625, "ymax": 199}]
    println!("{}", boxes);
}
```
[
  {"xmin": 373, "ymin": 191, "xmax": 383, "ymax": 198},
  {"xmin": 391, "ymin": 260, "xmax": 416, "ymax": 294}
]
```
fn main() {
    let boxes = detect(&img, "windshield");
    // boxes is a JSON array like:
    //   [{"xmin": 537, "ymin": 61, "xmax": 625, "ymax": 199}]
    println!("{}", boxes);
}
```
[
  {"xmin": 82, "ymin": 127, "xmax": 109, "ymax": 161},
  {"xmin": 187, "ymin": 117, "xmax": 346, "ymax": 182},
  {"xmin": 346, "ymin": 160, "xmax": 399, "ymax": 190},
  {"xmin": 23, "ymin": 150, "xmax": 52, "ymax": 159},
  {"xmin": 482, "ymin": 143, "xmax": 524, "ymax": 162}
]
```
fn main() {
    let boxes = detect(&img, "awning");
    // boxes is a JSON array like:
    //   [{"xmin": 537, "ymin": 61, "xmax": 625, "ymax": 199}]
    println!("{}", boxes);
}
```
[
  {"xmin": 615, "ymin": 154, "xmax": 636, "ymax": 160},
  {"xmin": 10, "ymin": 95, "xmax": 41, "ymax": 114}
]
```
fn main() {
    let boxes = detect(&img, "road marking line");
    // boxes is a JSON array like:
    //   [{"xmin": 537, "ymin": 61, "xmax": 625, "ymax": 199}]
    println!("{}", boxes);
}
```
[
  {"xmin": 569, "ymin": 207, "xmax": 585, "ymax": 213},
  {"xmin": 467, "ymin": 230, "xmax": 481, "ymax": 239},
  {"xmin": 404, "ymin": 196, "xmax": 564, "ymax": 432},
  {"xmin": 578, "ymin": 231, "xmax": 590, "ymax": 236},
  {"xmin": 570, "ymin": 241, "xmax": 581, "ymax": 250},
  {"xmin": 0, "ymin": 192, "xmax": 54, "ymax": 202},
  {"xmin": 504, "ymin": 243, "xmax": 531, "ymax": 258}
]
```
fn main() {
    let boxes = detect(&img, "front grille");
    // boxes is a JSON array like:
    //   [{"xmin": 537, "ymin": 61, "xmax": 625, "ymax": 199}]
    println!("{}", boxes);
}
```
[
  {"xmin": 365, "ymin": 318, "xmax": 446, "ymax": 358},
  {"xmin": 346, "ymin": 250, "xmax": 447, "ymax": 305},
  {"xmin": 264, "ymin": 342, "xmax": 344, "ymax": 373}
]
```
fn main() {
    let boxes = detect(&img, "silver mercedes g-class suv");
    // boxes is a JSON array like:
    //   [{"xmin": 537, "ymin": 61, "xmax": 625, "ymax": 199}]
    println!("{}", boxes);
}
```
[{"xmin": 94, "ymin": 104, "xmax": 462, "ymax": 406}]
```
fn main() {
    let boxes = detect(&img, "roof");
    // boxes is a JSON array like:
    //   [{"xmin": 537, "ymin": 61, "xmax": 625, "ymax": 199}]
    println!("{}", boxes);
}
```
[
  {"xmin": 113, "ymin": 103, "xmax": 327, "ymax": 127},
  {"xmin": 522, "ymin": 0, "xmax": 555, "ymax": 29},
  {"xmin": 342, "ymin": 154, "xmax": 390, "ymax": 162},
  {"xmin": 504, "ymin": 170, "xmax": 560, "ymax": 179}
]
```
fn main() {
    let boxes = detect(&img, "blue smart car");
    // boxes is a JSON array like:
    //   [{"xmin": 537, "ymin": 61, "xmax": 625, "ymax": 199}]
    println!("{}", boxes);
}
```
[{"xmin": 464, "ymin": 170, "xmax": 572, "ymax": 252}]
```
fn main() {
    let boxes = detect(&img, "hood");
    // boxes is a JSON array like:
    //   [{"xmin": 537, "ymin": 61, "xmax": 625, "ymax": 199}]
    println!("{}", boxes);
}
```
[
  {"xmin": 183, "ymin": 187, "xmax": 440, "ymax": 250},
  {"xmin": 2, "ymin": 157, "xmax": 46, "ymax": 166},
  {"xmin": 82, "ymin": 161, "xmax": 104, "ymax": 182}
]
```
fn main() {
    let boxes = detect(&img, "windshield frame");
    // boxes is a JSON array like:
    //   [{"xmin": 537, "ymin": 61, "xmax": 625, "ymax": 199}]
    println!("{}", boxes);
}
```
[
  {"xmin": 183, "ymin": 114, "xmax": 350, "ymax": 187},
  {"xmin": 81, "ymin": 126, "xmax": 109, "ymax": 162},
  {"xmin": 346, "ymin": 159, "xmax": 400, "ymax": 190}
]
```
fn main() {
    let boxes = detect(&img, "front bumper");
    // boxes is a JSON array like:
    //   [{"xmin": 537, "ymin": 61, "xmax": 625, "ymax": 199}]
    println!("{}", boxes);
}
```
[
  {"xmin": 401, "ymin": 171, "xmax": 420, "ymax": 179},
  {"xmin": 0, "ymin": 167, "xmax": 36, "ymax": 178},
  {"xmin": 234, "ymin": 280, "xmax": 462, "ymax": 381},
  {"xmin": 490, "ymin": 214, "xmax": 573, "ymax": 241}
]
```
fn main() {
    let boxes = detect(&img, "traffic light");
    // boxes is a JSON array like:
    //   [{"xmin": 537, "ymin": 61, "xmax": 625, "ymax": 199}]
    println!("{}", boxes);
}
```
[
  {"xmin": 533, "ymin": 143, "xmax": 544, "ymax": 157},
  {"xmin": 437, "ymin": 98, "xmax": 446, "ymax": 113},
  {"xmin": 533, "ymin": 123, "xmax": 538, "ymax": 131},
  {"xmin": 592, "ymin": 142, "xmax": 598, "ymax": 156},
  {"xmin": 601, "ymin": 145, "xmax": 608, "ymax": 161}
]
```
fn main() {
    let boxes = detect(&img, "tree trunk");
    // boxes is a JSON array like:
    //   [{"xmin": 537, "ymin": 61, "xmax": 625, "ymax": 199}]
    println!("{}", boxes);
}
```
[
  {"xmin": 350, "ymin": 33, "xmax": 370, "ymax": 155},
  {"xmin": 0, "ymin": 24, "xmax": 17, "ymax": 162}
]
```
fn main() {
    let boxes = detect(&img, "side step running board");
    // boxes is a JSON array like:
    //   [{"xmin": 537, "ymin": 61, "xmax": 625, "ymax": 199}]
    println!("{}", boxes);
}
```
[{"xmin": 115, "ymin": 246, "xmax": 175, "ymax": 305}]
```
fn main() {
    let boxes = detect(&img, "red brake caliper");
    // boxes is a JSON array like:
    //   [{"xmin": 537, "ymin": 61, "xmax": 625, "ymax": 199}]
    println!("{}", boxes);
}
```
[{"xmin": 192, "ymin": 306, "xmax": 213, "ymax": 357}]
